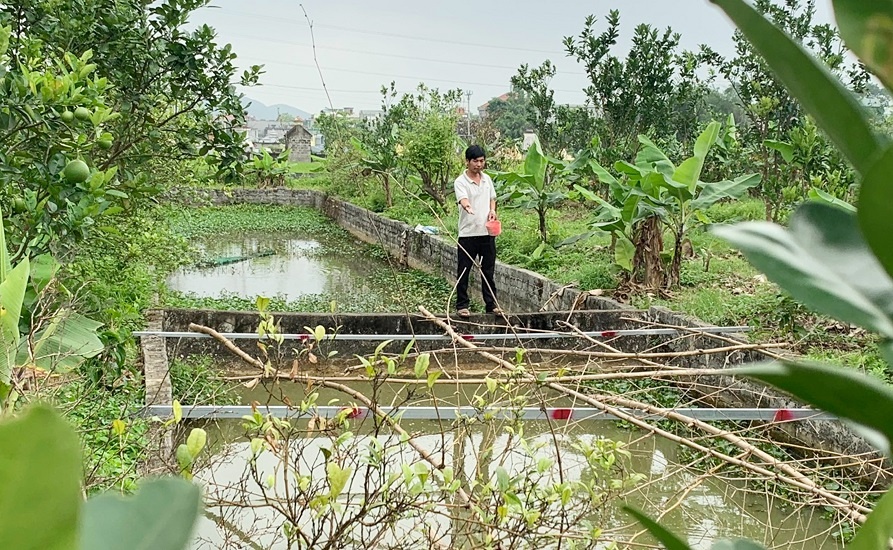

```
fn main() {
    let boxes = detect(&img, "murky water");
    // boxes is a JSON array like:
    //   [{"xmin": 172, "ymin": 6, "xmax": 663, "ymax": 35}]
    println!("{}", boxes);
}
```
[
  {"xmin": 187, "ymin": 379, "xmax": 845, "ymax": 550},
  {"xmin": 167, "ymin": 233, "xmax": 369, "ymax": 301},
  {"xmin": 166, "ymin": 231, "xmax": 452, "ymax": 311}
]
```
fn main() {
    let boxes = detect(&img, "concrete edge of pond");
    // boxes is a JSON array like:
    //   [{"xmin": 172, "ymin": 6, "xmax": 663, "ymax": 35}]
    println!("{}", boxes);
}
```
[{"xmin": 143, "ymin": 187, "xmax": 890, "ymax": 488}]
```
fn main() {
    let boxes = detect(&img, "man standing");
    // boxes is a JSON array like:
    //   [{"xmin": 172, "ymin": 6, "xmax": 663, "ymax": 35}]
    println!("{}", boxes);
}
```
[{"xmin": 454, "ymin": 145, "xmax": 501, "ymax": 318}]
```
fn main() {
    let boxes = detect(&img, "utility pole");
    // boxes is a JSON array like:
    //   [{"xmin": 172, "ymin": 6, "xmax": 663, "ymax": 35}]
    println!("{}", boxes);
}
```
[{"xmin": 465, "ymin": 90, "xmax": 473, "ymax": 139}]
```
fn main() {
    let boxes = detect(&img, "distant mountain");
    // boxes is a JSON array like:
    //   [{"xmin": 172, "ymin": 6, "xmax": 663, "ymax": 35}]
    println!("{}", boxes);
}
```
[{"xmin": 242, "ymin": 97, "xmax": 313, "ymax": 121}]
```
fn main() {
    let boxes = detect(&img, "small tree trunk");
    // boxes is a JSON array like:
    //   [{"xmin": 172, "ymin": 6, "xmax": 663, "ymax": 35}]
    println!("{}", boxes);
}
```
[
  {"xmin": 538, "ymin": 208, "xmax": 547, "ymax": 242},
  {"xmin": 633, "ymin": 216, "xmax": 664, "ymax": 291},
  {"xmin": 382, "ymin": 173, "xmax": 392, "ymax": 208},
  {"xmin": 667, "ymin": 231, "xmax": 684, "ymax": 289}
]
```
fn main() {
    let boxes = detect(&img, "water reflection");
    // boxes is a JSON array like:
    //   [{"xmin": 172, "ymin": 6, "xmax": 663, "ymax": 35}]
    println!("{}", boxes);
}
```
[
  {"xmin": 187, "ymin": 380, "xmax": 844, "ymax": 550},
  {"xmin": 167, "ymin": 232, "xmax": 383, "ymax": 302}
]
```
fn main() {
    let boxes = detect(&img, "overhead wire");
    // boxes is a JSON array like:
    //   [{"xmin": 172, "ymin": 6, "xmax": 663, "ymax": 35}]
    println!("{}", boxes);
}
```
[{"xmin": 197, "ymin": 7, "xmax": 571, "ymax": 56}]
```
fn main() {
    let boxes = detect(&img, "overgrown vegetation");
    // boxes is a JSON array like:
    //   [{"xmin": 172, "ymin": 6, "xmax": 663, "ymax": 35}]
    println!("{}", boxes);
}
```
[{"xmin": 7, "ymin": 0, "xmax": 893, "ymax": 547}]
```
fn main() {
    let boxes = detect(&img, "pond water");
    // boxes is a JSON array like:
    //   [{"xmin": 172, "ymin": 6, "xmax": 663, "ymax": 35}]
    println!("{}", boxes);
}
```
[
  {"xmin": 186, "ymin": 378, "xmax": 845, "ymax": 550},
  {"xmin": 166, "ymin": 230, "xmax": 453, "ymax": 312}
]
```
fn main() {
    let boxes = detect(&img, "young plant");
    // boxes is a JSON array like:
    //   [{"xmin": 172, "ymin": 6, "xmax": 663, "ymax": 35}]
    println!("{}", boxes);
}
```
[
  {"xmin": 0, "ymin": 208, "xmax": 104, "ymax": 414},
  {"xmin": 572, "ymin": 121, "xmax": 760, "ymax": 290},
  {"xmin": 249, "ymin": 149, "xmax": 292, "ymax": 188},
  {"xmin": 494, "ymin": 135, "xmax": 569, "ymax": 245}
]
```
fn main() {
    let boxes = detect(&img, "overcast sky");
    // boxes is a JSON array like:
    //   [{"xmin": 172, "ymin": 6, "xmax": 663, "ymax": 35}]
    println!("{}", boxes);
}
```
[{"xmin": 190, "ymin": 0, "xmax": 836, "ymax": 114}]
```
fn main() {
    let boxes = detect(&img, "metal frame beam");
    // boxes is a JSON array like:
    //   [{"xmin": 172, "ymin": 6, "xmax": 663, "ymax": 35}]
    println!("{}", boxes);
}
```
[
  {"xmin": 144, "ymin": 405, "xmax": 835, "ymax": 422},
  {"xmin": 134, "ymin": 326, "xmax": 750, "ymax": 341}
]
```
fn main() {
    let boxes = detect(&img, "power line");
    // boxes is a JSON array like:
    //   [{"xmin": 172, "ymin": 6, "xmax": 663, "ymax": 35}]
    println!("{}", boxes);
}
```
[
  {"xmin": 239, "ymin": 83, "xmax": 381, "ymax": 95},
  {"xmin": 225, "ymin": 32, "xmax": 576, "ymax": 73},
  {"xmin": 201, "ymin": 8, "xmax": 569, "ymax": 56},
  {"xmin": 240, "ymin": 56, "xmax": 515, "ymax": 90}
]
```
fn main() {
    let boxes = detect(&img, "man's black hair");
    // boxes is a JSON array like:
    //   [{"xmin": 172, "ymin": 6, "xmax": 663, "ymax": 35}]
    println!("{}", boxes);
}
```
[{"xmin": 465, "ymin": 145, "xmax": 486, "ymax": 161}]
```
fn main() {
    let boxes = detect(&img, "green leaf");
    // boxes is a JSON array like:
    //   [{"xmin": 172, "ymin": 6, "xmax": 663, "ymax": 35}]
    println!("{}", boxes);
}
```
[
  {"xmin": 847, "ymin": 480, "xmax": 893, "ymax": 550},
  {"xmin": 186, "ymin": 428, "xmax": 207, "ymax": 458},
  {"xmin": 636, "ymin": 135, "xmax": 675, "ymax": 176},
  {"xmin": 531, "ymin": 242, "xmax": 547, "ymax": 260},
  {"xmin": 808, "ymin": 188, "xmax": 856, "ymax": 212},
  {"xmin": 326, "ymin": 461, "xmax": 351, "ymax": 500},
  {"xmin": 16, "ymin": 311, "xmax": 104, "ymax": 372},
  {"xmin": 737, "ymin": 360, "xmax": 893, "ymax": 454},
  {"xmin": 588, "ymin": 159, "xmax": 618, "ymax": 186},
  {"xmin": 28, "ymin": 254, "xmax": 60, "ymax": 292},
  {"xmin": 0, "ymin": 258, "xmax": 28, "ymax": 384},
  {"xmin": 710, "ymin": 0, "xmax": 886, "ymax": 175},
  {"xmin": 495, "ymin": 467, "xmax": 510, "ymax": 491},
  {"xmin": 713, "ymin": 202, "xmax": 893, "ymax": 337},
  {"xmin": 0, "ymin": 406, "xmax": 82, "ymax": 550},
  {"xmin": 858, "ymin": 146, "xmax": 893, "ymax": 282},
  {"xmin": 413, "ymin": 353, "xmax": 430, "ymax": 378},
  {"xmin": 615, "ymin": 235, "xmax": 635, "ymax": 272},
  {"xmin": 175, "ymin": 444, "xmax": 193, "ymax": 473},
  {"xmin": 523, "ymin": 135, "xmax": 548, "ymax": 189},
  {"xmin": 763, "ymin": 139, "xmax": 794, "ymax": 163},
  {"xmin": 426, "ymin": 370, "xmax": 442, "ymax": 388},
  {"xmin": 674, "ymin": 121, "xmax": 720, "ymax": 191},
  {"xmin": 832, "ymin": 0, "xmax": 893, "ymax": 94},
  {"xmin": 80, "ymin": 478, "xmax": 201, "ymax": 550},
  {"xmin": 690, "ymin": 174, "xmax": 761, "ymax": 211},
  {"xmin": 622, "ymin": 506, "xmax": 692, "ymax": 550}
]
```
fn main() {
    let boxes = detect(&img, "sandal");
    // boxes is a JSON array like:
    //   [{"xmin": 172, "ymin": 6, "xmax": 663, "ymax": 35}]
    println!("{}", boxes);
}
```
[
  {"xmin": 457, "ymin": 308, "xmax": 471, "ymax": 318},
  {"xmin": 488, "ymin": 307, "xmax": 505, "ymax": 315}
]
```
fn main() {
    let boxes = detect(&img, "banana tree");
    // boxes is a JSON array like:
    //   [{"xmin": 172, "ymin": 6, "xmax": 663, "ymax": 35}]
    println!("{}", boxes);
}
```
[
  {"xmin": 493, "ymin": 135, "xmax": 568, "ymax": 243},
  {"xmin": 636, "ymin": 122, "xmax": 761, "ymax": 287},
  {"xmin": 571, "ymin": 121, "xmax": 759, "ymax": 289},
  {"xmin": 0, "ymin": 208, "xmax": 104, "ymax": 413}
]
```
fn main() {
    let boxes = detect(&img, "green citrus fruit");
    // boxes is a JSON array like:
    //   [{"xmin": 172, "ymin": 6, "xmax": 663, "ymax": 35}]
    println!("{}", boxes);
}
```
[
  {"xmin": 12, "ymin": 197, "xmax": 26, "ymax": 213},
  {"xmin": 98, "ymin": 138, "xmax": 113, "ymax": 150},
  {"xmin": 74, "ymin": 106, "xmax": 91, "ymax": 121},
  {"xmin": 60, "ymin": 110, "xmax": 74, "ymax": 123},
  {"xmin": 62, "ymin": 159, "xmax": 90, "ymax": 184}
]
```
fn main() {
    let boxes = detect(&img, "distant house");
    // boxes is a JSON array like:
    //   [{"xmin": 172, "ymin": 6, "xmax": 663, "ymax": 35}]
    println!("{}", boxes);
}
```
[
  {"xmin": 284, "ymin": 124, "xmax": 313, "ymax": 163},
  {"xmin": 322, "ymin": 107, "xmax": 356, "ymax": 117},
  {"xmin": 478, "ymin": 92, "xmax": 511, "ymax": 119},
  {"xmin": 359, "ymin": 109, "xmax": 384, "ymax": 122}
]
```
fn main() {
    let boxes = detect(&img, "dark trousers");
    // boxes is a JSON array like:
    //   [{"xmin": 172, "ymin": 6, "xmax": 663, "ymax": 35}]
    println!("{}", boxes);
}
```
[{"xmin": 456, "ymin": 236, "xmax": 497, "ymax": 311}]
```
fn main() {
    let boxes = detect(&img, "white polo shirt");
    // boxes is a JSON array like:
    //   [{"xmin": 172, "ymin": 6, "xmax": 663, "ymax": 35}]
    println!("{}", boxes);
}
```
[{"xmin": 454, "ymin": 171, "xmax": 496, "ymax": 237}]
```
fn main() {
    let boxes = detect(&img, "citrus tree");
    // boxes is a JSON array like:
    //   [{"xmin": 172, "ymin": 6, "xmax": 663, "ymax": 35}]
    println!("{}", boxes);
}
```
[
  {"xmin": 2, "ymin": 0, "xmax": 262, "ymax": 182},
  {"xmin": 0, "ymin": 24, "xmax": 123, "ymax": 263}
]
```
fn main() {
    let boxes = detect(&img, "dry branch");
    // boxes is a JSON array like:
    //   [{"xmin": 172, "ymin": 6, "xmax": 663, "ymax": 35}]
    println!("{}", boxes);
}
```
[
  {"xmin": 417, "ymin": 306, "xmax": 873, "ymax": 526},
  {"xmin": 189, "ymin": 323, "xmax": 264, "ymax": 371}
]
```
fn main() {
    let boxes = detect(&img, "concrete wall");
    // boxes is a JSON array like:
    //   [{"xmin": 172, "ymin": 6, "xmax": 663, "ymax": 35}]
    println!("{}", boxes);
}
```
[
  {"xmin": 286, "ymin": 137, "xmax": 311, "ymax": 163},
  {"xmin": 181, "ymin": 187, "xmax": 889, "ymax": 484}
]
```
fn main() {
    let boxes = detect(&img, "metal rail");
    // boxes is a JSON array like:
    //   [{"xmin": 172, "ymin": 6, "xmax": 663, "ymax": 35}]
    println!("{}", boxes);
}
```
[
  {"xmin": 144, "ymin": 405, "xmax": 835, "ymax": 422},
  {"xmin": 133, "ymin": 326, "xmax": 750, "ymax": 341}
]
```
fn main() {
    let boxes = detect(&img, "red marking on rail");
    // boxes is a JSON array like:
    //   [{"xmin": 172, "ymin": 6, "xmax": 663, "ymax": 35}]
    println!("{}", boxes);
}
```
[
  {"xmin": 551, "ymin": 408, "xmax": 573, "ymax": 420},
  {"xmin": 773, "ymin": 409, "xmax": 794, "ymax": 422},
  {"xmin": 340, "ymin": 406, "xmax": 363, "ymax": 419},
  {"xmin": 461, "ymin": 334, "xmax": 475, "ymax": 341},
  {"xmin": 600, "ymin": 331, "xmax": 618, "ymax": 338}
]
